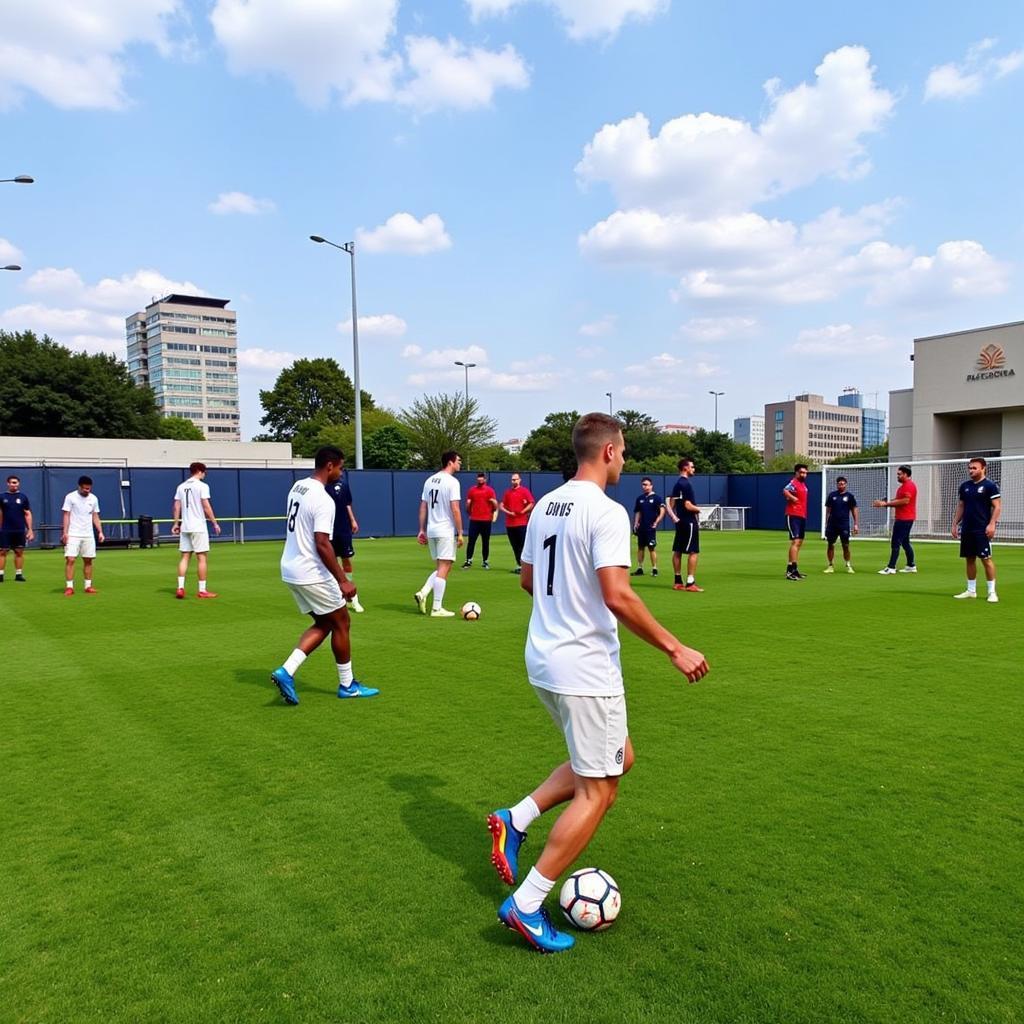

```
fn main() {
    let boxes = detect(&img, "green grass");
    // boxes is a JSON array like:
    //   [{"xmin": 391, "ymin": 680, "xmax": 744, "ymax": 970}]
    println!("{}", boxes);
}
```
[{"xmin": 2, "ymin": 533, "xmax": 1022, "ymax": 1024}]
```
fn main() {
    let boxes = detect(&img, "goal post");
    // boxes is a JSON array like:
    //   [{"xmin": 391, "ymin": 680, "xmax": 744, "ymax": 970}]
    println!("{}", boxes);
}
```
[{"xmin": 820, "ymin": 456, "xmax": 1024, "ymax": 543}]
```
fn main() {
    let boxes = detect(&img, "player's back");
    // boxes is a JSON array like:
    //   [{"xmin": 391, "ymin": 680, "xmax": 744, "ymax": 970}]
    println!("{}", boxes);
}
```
[
  {"xmin": 422, "ymin": 471, "xmax": 460, "ymax": 536},
  {"xmin": 281, "ymin": 477, "xmax": 335, "ymax": 584},
  {"xmin": 523, "ymin": 479, "xmax": 630, "ymax": 696},
  {"xmin": 176, "ymin": 478, "xmax": 209, "ymax": 532}
]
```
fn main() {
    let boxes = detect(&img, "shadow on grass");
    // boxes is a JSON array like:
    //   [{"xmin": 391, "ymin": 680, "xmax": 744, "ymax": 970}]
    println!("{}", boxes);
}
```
[{"xmin": 389, "ymin": 772, "xmax": 503, "ymax": 902}]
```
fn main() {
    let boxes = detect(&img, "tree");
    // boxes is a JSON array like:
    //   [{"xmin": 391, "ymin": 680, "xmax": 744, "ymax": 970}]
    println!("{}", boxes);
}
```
[
  {"xmin": 763, "ymin": 452, "xmax": 816, "ymax": 472},
  {"xmin": 258, "ymin": 358, "xmax": 376, "ymax": 442},
  {"xmin": 471, "ymin": 443, "xmax": 536, "ymax": 471},
  {"xmin": 363, "ymin": 425, "xmax": 412, "ymax": 469},
  {"xmin": 0, "ymin": 329, "xmax": 160, "ymax": 438},
  {"xmin": 831, "ymin": 441, "xmax": 889, "ymax": 465},
  {"xmin": 305, "ymin": 408, "xmax": 405, "ymax": 460},
  {"xmin": 615, "ymin": 409, "xmax": 663, "ymax": 465},
  {"xmin": 521, "ymin": 411, "xmax": 579, "ymax": 477},
  {"xmin": 398, "ymin": 392, "xmax": 498, "ymax": 469},
  {"xmin": 157, "ymin": 416, "xmax": 205, "ymax": 441}
]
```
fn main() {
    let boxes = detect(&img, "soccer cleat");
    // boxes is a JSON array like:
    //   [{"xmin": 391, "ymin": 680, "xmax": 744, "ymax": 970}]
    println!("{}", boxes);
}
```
[
  {"xmin": 795, "ymin": 571, "xmax": 807, "ymax": 579},
  {"xmin": 487, "ymin": 809, "xmax": 526, "ymax": 885},
  {"xmin": 878, "ymin": 567, "xmax": 898, "ymax": 575},
  {"xmin": 175, "ymin": 588, "xmax": 185, "ymax": 599},
  {"xmin": 672, "ymin": 583, "xmax": 687, "ymax": 591},
  {"xmin": 430, "ymin": 607, "xmax": 456, "ymax": 617},
  {"xmin": 953, "ymin": 590, "xmax": 976, "ymax": 600},
  {"xmin": 785, "ymin": 572, "xmax": 799, "ymax": 581},
  {"xmin": 651, "ymin": 568, "xmax": 658, "ymax": 577},
  {"xmin": 64, "ymin": 587, "xmax": 74, "ymax": 597},
  {"xmin": 197, "ymin": 591, "xmax": 219, "ymax": 599},
  {"xmin": 823, "ymin": 565, "xmax": 835, "ymax": 574},
  {"xmin": 271, "ymin": 667, "xmax": 299, "ymax": 705},
  {"xmin": 987, "ymin": 592, "xmax": 999, "ymax": 603},
  {"xmin": 414, "ymin": 590, "xmax": 428, "ymax": 614},
  {"xmin": 338, "ymin": 680, "xmax": 379, "ymax": 698},
  {"xmin": 15, "ymin": 574, "xmax": 25, "ymax": 582},
  {"xmin": 846, "ymin": 565, "xmax": 855, "ymax": 574},
  {"xmin": 462, "ymin": 560, "xmax": 472, "ymax": 569},
  {"xmin": 349, "ymin": 599, "xmax": 365, "ymax": 613},
  {"xmin": 498, "ymin": 896, "xmax": 574, "ymax": 954},
  {"xmin": 631, "ymin": 567, "xmax": 644, "ymax": 576},
  {"xmin": 84, "ymin": 587, "xmax": 98, "ymax": 595},
  {"xmin": 899, "ymin": 566, "xmax": 918, "ymax": 573},
  {"xmin": 482, "ymin": 561, "xmax": 490, "ymax": 570},
  {"xmin": 512, "ymin": 566, "xmax": 522, "ymax": 575},
  {"xmin": 683, "ymin": 583, "xmax": 704, "ymax": 592}
]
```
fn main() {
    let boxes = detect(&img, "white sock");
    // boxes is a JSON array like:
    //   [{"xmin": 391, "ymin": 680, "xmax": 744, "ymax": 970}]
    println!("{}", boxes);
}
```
[
  {"xmin": 177, "ymin": 576, "xmax": 185, "ymax": 589},
  {"xmin": 987, "ymin": 579, "xmax": 996, "ymax": 595},
  {"xmin": 513, "ymin": 866, "xmax": 556, "ymax": 916},
  {"xmin": 198, "ymin": 580, "xmax": 207, "ymax": 593},
  {"xmin": 337, "ymin": 661, "xmax": 354, "ymax": 688},
  {"xmin": 967, "ymin": 579, "xmax": 977, "ymax": 594},
  {"xmin": 421, "ymin": 571, "xmax": 437, "ymax": 596},
  {"xmin": 509, "ymin": 796, "xmax": 540, "ymax": 834},
  {"xmin": 686, "ymin": 575, "xmax": 695, "ymax": 585},
  {"xmin": 84, "ymin": 579, "xmax": 92, "ymax": 589},
  {"xmin": 283, "ymin": 649, "xmax": 306, "ymax": 676},
  {"xmin": 432, "ymin": 576, "xmax": 446, "ymax": 608},
  {"xmin": 66, "ymin": 580, "xmax": 74, "ymax": 590}
]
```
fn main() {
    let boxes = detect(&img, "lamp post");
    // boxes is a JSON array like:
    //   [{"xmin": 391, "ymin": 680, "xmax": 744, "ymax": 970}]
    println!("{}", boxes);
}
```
[
  {"xmin": 2, "ymin": 265, "xmax": 21, "ymax": 271},
  {"xmin": 0, "ymin": 176, "xmax": 33, "ymax": 184},
  {"xmin": 310, "ymin": 234, "xmax": 363, "ymax": 469},
  {"xmin": 708, "ymin": 390, "xmax": 725, "ymax": 432},
  {"xmin": 606, "ymin": 392, "xmax": 613, "ymax": 414},
  {"xmin": 454, "ymin": 360, "xmax": 476, "ymax": 403}
]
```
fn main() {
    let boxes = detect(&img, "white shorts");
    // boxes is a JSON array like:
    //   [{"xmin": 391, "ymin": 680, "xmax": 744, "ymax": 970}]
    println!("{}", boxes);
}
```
[
  {"xmin": 534, "ymin": 686, "xmax": 629, "ymax": 778},
  {"xmin": 179, "ymin": 531, "xmax": 210, "ymax": 553},
  {"xmin": 285, "ymin": 579, "xmax": 346, "ymax": 616},
  {"xmin": 428, "ymin": 535, "xmax": 456, "ymax": 562},
  {"xmin": 65, "ymin": 536, "xmax": 96, "ymax": 559}
]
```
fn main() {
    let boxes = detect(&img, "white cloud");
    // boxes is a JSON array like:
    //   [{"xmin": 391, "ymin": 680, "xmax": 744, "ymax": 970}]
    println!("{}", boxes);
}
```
[
  {"xmin": 925, "ymin": 39, "xmax": 1024, "ymax": 101},
  {"xmin": 402, "ymin": 344, "xmax": 563, "ymax": 391},
  {"xmin": 867, "ymin": 240, "xmax": 1010, "ymax": 306},
  {"xmin": 789, "ymin": 323, "xmax": 894, "ymax": 357},
  {"xmin": 0, "ymin": 303, "xmax": 126, "ymax": 355},
  {"xmin": 339, "ymin": 314, "xmax": 407, "ymax": 337},
  {"xmin": 236, "ymin": 348, "xmax": 299, "ymax": 372},
  {"xmin": 24, "ymin": 267, "xmax": 205, "ymax": 311},
  {"xmin": 625, "ymin": 352, "xmax": 685, "ymax": 374},
  {"xmin": 579, "ymin": 314, "xmax": 617, "ymax": 336},
  {"xmin": 0, "ymin": 0, "xmax": 184, "ymax": 111},
  {"xmin": 403, "ymin": 343, "xmax": 489, "ymax": 368},
  {"xmin": 0, "ymin": 239, "xmax": 23, "ymax": 264},
  {"xmin": 677, "ymin": 316, "xmax": 757, "ymax": 342},
  {"xmin": 467, "ymin": 0, "xmax": 669, "ymax": 41},
  {"xmin": 401, "ymin": 344, "xmax": 422, "ymax": 358},
  {"xmin": 208, "ymin": 191, "xmax": 276, "ymax": 215},
  {"xmin": 357, "ymin": 213, "xmax": 452, "ymax": 255}
]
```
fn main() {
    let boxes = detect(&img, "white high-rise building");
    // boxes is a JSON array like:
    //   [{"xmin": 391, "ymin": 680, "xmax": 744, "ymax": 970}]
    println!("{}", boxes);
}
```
[
  {"xmin": 733, "ymin": 415, "xmax": 764, "ymax": 453},
  {"xmin": 126, "ymin": 294, "xmax": 240, "ymax": 440}
]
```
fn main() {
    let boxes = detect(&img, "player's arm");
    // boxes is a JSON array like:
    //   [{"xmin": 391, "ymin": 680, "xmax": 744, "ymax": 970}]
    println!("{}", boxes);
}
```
[
  {"xmin": 875, "ymin": 493, "xmax": 909, "ymax": 508},
  {"xmin": 521, "ymin": 493, "xmax": 535, "ymax": 515},
  {"xmin": 666, "ymin": 495, "xmax": 679, "ymax": 523},
  {"xmin": 202, "ymin": 498, "xmax": 221, "ymax": 535},
  {"xmin": 951, "ymin": 499, "xmax": 964, "ymax": 538},
  {"xmin": 92, "ymin": 509, "xmax": 105, "ymax": 544},
  {"xmin": 683, "ymin": 498, "xmax": 700, "ymax": 514},
  {"xmin": 450, "ymin": 500, "xmax": 464, "ymax": 547},
  {"xmin": 632, "ymin": 505, "xmax": 641, "ymax": 532},
  {"xmin": 597, "ymin": 566, "xmax": 708, "ymax": 683},
  {"xmin": 417, "ymin": 499, "xmax": 428, "ymax": 544},
  {"xmin": 653, "ymin": 503, "xmax": 666, "ymax": 529},
  {"xmin": 520, "ymin": 561, "xmax": 534, "ymax": 596},
  {"xmin": 489, "ymin": 493, "xmax": 499, "ymax": 522},
  {"xmin": 61, "ymin": 508, "xmax": 70, "ymax": 545},
  {"xmin": 986, "ymin": 496, "xmax": 1001, "ymax": 538},
  {"xmin": 171, "ymin": 498, "xmax": 182, "ymax": 535},
  {"xmin": 851, "ymin": 504, "xmax": 859, "ymax": 533},
  {"xmin": 347, "ymin": 503, "xmax": 358, "ymax": 533},
  {"xmin": 783, "ymin": 486, "xmax": 798, "ymax": 504},
  {"xmin": 24, "ymin": 506, "xmax": 33, "ymax": 541}
]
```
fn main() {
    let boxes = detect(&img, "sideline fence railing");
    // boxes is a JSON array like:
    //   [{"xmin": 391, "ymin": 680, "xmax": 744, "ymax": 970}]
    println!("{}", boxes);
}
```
[{"xmin": 34, "ymin": 516, "xmax": 287, "ymax": 549}]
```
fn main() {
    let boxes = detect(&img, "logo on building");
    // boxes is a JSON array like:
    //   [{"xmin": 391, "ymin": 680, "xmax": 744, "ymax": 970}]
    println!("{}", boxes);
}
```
[{"xmin": 967, "ymin": 343, "xmax": 1014, "ymax": 382}]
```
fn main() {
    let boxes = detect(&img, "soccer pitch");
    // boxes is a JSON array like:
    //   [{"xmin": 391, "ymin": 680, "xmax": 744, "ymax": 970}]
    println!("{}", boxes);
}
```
[{"xmin": 3, "ymin": 534, "xmax": 1022, "ymax": 1024}]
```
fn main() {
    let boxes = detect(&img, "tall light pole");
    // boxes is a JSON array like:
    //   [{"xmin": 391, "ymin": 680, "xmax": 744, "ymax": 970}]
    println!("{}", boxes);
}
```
[
  {"xmin": 2, "ymin": 265, "xmax": 21, "ymax": 272},
  {"xmin": 709, "ymin": 390, "xmax": 725, "ymax": 432},
  {"xmin": 606, "ymin": 392, "xmax": 613, "ymax": 414},
  {"xmin": 1, "ymin": 175, "xmax": 33, "ymax": 184},
  {"xmin": 454, "ymin": 360, "xmax": 476, "ymax": 403},
  {"xmin": 310, "ymin": 234, "xmax": 363, "ymax": 469}
]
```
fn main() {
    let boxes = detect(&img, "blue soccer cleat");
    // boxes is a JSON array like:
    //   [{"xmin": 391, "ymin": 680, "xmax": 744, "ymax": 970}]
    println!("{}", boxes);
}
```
[
  {"xmin": 271, "ymin": 667, "xmax": 299, "ymax": 705},
  {"xmin": 338, "ymin": 680, "xmax": 380, "ymax": 699},
  {"xmin": 498, "ymin": 895, "xmax": 574, "ymax": 954},
  {"xmin": 487, "ymin": 809, "xmax": 526, "ymax": 885}
]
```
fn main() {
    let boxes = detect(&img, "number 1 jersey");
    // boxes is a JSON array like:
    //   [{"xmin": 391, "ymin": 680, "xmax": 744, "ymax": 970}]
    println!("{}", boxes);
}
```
[
  {"xmin": 280, "ymin": 477, "xmax": 336, "ymax": 584},
  {"xmin": 522, "ymin": 479, "xmax": 631, "ymax": 696}
]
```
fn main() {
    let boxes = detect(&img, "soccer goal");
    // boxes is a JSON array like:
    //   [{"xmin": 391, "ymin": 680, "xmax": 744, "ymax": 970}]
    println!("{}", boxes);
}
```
[
  {"xmin": 821, "ymin": 456, "xmax": 1024, "ymax": 543},
  {"xmin": 698, "ymin": 505, "xmax": 748, "ymax": 531}
]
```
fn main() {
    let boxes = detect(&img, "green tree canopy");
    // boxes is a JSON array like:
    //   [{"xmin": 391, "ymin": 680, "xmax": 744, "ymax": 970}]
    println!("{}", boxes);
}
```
[
  {"xmin": 830, "ymin": 441, "xmax": 889, "ymax": 465},
  {"xmin": 303, "ymin": 408, "xmax": 406, "ymax": 462},
  {"xmin": 157, "ymin": 416, "xmax": 205, "ymax": 441},
  {"xmin": 521, "ymin": 411, "xmax": 580, "ymax": 477},
  {"xmin": 398, "ymin": 392, "xmax": 498, "ymax": 469},
  {"xmin": 0, "ymin": 330, "xmax": 160, "ymax": 438},
  {"xmin": 363, "ymin": 424, "xmax": 412, "ymax": 469},
  {"xmin": 763, "ymin": 452, "xmax": 816, "ymax": 472},
  {"xmin": 616, "ymin": 409, "xmax": 663, "ymax": 465}
]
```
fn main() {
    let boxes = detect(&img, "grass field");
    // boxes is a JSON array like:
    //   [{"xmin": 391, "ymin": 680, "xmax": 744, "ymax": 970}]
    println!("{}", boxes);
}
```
[{"xmin": 2, "ymin": 532, "xmax": 1022, "ymax": 1024}]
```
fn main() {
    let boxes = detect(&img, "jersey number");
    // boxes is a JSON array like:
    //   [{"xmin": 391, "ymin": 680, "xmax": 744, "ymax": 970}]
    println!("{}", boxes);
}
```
[
  {"xmin": 543, "ymin": 534, "xmax": 557, "ymax": 596},
  {"xmin": 428, "ymin": 488, "xmax": 439, "ymax": 508},
  {"xmin": 287, "ymin": 501, "xmax": 299, "ymax": 532}
]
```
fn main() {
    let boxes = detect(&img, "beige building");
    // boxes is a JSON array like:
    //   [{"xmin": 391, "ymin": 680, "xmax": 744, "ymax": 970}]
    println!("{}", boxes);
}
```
[
  {"xmin": 889, "ymin": 320, "xmax": 1024, "ymax": 462},
  {"xmin": 126, "ymin": 294, "xmax": 240, "ymax": 441},
  {"xmin": 764, "ymin": 393, "xmax": 862, "ymax": 463}
]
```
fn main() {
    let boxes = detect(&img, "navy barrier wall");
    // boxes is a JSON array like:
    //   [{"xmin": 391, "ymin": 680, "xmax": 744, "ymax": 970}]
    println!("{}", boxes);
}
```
[{"xmin": 0, "ymin": 465, "xmax": 819, "ymax": 542}]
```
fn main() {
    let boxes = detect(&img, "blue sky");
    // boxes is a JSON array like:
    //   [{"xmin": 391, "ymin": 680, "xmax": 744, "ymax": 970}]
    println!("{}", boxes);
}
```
[{"xmin": 2, "ymin": 0, "xmax": 1022, "ymax": 442}]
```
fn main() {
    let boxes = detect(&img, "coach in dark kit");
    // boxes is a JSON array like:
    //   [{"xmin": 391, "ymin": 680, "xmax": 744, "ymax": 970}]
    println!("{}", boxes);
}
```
[
  {"xmin": 0, "ymin": 474, "xmax": 34, "ymax": 582},
  {"xmin": 952, "ymin": 456, "xmax": 1001, "ymax": 603}
]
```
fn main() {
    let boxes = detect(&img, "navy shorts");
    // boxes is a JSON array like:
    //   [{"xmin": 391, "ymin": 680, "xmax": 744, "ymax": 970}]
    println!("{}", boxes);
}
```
[
  {"xmin": 959, "ymin": 531, "xmax": 992, "ymax": 559},
  {"xmin": 787, "ymin": 516, "xmax": 806, "ymax": 540},
  {"xmin": 636, "ymin": 527, "xmax": 657, "ymax": 550},
  {"xmin": 672, "ymin": 521, "xmax": 700, "ymax": 555},
  {"xmin": 332, "ymin": 535, "xmax": 355, "ymax": 559},
  {"xmin": 0, "ymin": 530, "xmax": 27, "ymax": 550},
  {"xmin": 824, "ymin": 524, "xmax": 850, "ymax": 545}
]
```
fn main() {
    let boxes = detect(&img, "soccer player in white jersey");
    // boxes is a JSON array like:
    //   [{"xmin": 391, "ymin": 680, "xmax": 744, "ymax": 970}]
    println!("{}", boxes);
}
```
[
  {"xmin": 414, "ymin": 449, "xmax": 464, "ymax": 618},
  {"xmin": 171, "ymin": 461, "xmax": 222, "ymax": 599},
  {"xmin": 270, "ymin": 446, "xmax": 379, "ymax": 705},
  {"xmin": 486, "ymin": 413, "xmax": 709, "ymax": 953},
  {"xmin": 61, "ymin": 476, "xmax": 105, "ymax": 596}
]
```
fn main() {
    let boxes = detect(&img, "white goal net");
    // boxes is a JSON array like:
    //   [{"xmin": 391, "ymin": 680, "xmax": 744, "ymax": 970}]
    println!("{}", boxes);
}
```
[{"xmin": 820, "ymin": 456, "xmax": 1024, "ymax": 544}]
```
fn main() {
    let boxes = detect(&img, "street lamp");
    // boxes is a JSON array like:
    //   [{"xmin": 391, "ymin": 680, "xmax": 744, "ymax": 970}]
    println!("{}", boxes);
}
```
[
  {"xmin": 605, "ymin": 392, "xmax": 613, "ymax": 414},
  {"xmin": 708, "ymin": 390, "xmax": 725, "ymax": 432},
  {"xmin": 2, "ymin": 265, "xmax": 21, "ymax": 271},
  {"xmin": 0, "ymin": 176, "xmax": 33, "ymax": 184},
  {"xmin": 454, "ymin": 360, "xmax": 477, "ymax": 403},
  {"xmin": 310, "ymin": 234, "xmax": 363, "ymax": 469}
]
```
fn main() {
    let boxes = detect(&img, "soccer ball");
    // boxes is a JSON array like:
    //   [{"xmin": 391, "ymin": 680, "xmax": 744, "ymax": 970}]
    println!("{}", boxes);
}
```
[
  {"xmin": 461, "ymin": 601, "xmax": 481, "ymax": 620},
  {"xmin": 559, "ymin": 867, "xmax": 621, "ymax": 931}
]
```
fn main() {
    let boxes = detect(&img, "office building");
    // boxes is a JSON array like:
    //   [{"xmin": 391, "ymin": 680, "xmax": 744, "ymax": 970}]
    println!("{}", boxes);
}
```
[
  {"xmin": 126, "ymin": 294, "xmax": 240, "ymax": 440},
  {"xmin": 764, "ymin": 393, "xmax": 862, "ymax": 463},
  {"xmin": 837, "ymin": 390, "xmax": 886, "ymax": 448},
  {"xmin": 733, "ymin": 415, "xmax": 764, "ymax": 453}
]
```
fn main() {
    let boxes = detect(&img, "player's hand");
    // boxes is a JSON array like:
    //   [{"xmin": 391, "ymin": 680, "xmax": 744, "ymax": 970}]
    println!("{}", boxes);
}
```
[
  {"xmin": 853, "ymin": 525, "xmax": 859, "ymax": 535},
  {"xmin": 457, "ymin": 534, "xmax": 465, "ymax": 548},
  {"xmin": 986, "ymin": 524, "xmax": 996, "ymax": 539},
  {"xmin": 351, "ymin": 519, "xmax": 359, "ymax": 534},
  {"xmin": 213, "ymin": 523, "xmax": 221, "ymax": 535},
  {"xmin": 951, "ymin": 525, "xmax": 958, "ymax": 539},
  {"xmin": 417, "ymin": 531, "xmax": 427, "ymax": 545},
  {"xmin": 341, "ymin": 580, "xmax": 357, "ymax": 602},
  {"xmin": 26, "ymin": 529, "xmax": 34, "ymax": 542},
  {"xmin": 872, "ymin": 499, "xmax": 885, "ymax": 508},
  {"xmin": 669, "ymin": 645, "xmax": 708, "ymax": 684},
  {"xmin": 171, "ymin": 524, "xmax": 180, "ymax": 535},
  {"xmin": 97, "ymin": 533, "xmax": 105, "ymax": 544},
  {"xmin": 61, "ymin": 532, "xmax": 68, "ymax": 545}
]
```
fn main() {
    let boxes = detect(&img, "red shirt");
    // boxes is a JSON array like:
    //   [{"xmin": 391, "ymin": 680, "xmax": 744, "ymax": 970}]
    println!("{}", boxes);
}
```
[
  {"xmin": 895, "ymin": 480, "xmax": 917, "ymax": 521},
  {"xmin": 784, "ymin": 478, "xmax": 808, "ymax": 519},
  {"xmin": 467, "ymin": 484, "xmax": 497, "ymax": 521},
  {"xmin": 502, "ymin": 485, "xmax": 535, "ymax": 528}
]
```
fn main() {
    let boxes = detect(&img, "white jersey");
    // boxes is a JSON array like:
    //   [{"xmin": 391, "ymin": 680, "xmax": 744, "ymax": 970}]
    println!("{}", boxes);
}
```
[
  {"xmin": 62, "ymin": 491, "xmax": 100, "ymax": 537},
  {"xmin": 523, "ymin": 479, "xmax": 631, "ymax": 696},
  {"xmin": 175, "ymin": 478, "xmax": 211, "ymax": 533},
  {"xmin": 280, "ymin": 477, "xmax": 336, "ymax": 585},
  {"xmin": 421, "ymin": 471, "xmax": 461, "ymax": 538}
]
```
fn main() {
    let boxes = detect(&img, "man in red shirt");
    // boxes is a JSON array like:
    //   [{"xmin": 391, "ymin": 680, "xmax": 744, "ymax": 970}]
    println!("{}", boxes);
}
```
[
  {"xmin": 500, "ymin": 472, "xmax": 535, "ymax": 575},
  {"xmin": 463, "ymin": 472, "xmax": 498, "ymax": 569},
  {"xmin": 873, "ymin": 465, "xmax": 918, "ymax": 574},
  {"xmin": 783, "ymin": 463, "xmax": 809, "ymax": 581}
]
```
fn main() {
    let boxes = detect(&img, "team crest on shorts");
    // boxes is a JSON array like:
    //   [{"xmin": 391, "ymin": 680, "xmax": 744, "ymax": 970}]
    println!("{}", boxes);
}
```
[{"xmin": 615, "ymin": 748, "xmax": 624, "ymax": 765}]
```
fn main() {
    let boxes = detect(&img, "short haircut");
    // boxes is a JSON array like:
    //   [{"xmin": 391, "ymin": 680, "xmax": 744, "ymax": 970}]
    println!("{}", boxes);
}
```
[
  {"xmin": 677, "ymin": 458, "xmax": 694, "ymax": 472},
  {"xmin": 836, "ymin": 475, "xmax": 847, "ymax": 484},
  {"xmin": 572, "ymin": 412, "xmax": 623, "ymax": 462},
  {"xmin": 898, "ymin": 465, "xmax": 912, "ymax": 476},
  {"xmin": 189, "ymin": 461, "xmax": 207, "ymax": 476},
  {"xmin": 476, "ymin": 471, "xmax": 486, "ymax": 478},
  {"xmin": 314, "ymin": 445, "xmax": 344, "ymax": 468},
  {"xmin": 441, "ymin": 450, "xmax": 460, "ymax": 468},
  {"xmin": 6, "ymin": 475, "xmax": 18, "ymax": 483},
  {"xmin": 970, "ymin": 456, "xmax": 987, "ymax": 468},
  {"xmin": 794, "ymin": 463, "xmax": 808, "ymax": 473},
  {"xmin": 78, "ymin": 475, "xmax": 93, "ymax": 486},
  {"xmin": 641, "ymin": 476, "xmax": 653, "ymax": 485}
]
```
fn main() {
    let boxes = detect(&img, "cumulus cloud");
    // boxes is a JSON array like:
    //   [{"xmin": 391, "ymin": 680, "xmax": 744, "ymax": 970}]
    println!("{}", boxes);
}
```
[
  {"xmin": 578, "ymin": 314, "xmax": 617, "ymax": 336},
  {"xmin": 0, "ymin": 238, "xmax": 23, "ymax": 264},
  {"xmin": 402, "ymin": 343, "xmax": 488, "ymax": 368},
  {"xmin": 467, "ymin": 0, "xmax": 669, "ymax": 41},
  {"xmin": 236, "ymin": 347, "xmax": 299, "ymax": 371},
  {"xmin": 789, "ymin": 323, "xmax": 894, "ymax": 357},
  {"xmin": 24, "ymin": 266, "xmax": 205, "ymax": 311},
  {"xmin": 357, "ymin": 213, "xmax": 452, "ymax": 255},
  {"xmin": 0, "ymin": 0, "xmax": 185, "ymax": 110},
  {"xmin": 0, "ymin": 302, "xmax": 126, "ymax": 355},
  {"xmin": 339, "ymin": 314, "xmax": 407, "ymax": 337},
  {"xmin": 925, "ymin": 39, "xmax": 1023, "ymax": 101},
  {"xmin": 677, "ymin": 316, "xmax": 757, "ymax": 342},
  {"xmin": 866, "ymin": 240, "xmax": 1010, "ymax": 306},
  {"xmin": 402, "ymin": 343, "xmax": 564, "ymax": 391},
  {"xmin": 208, "ymin": 191, "xmax": 276, "ymax": 215}
]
